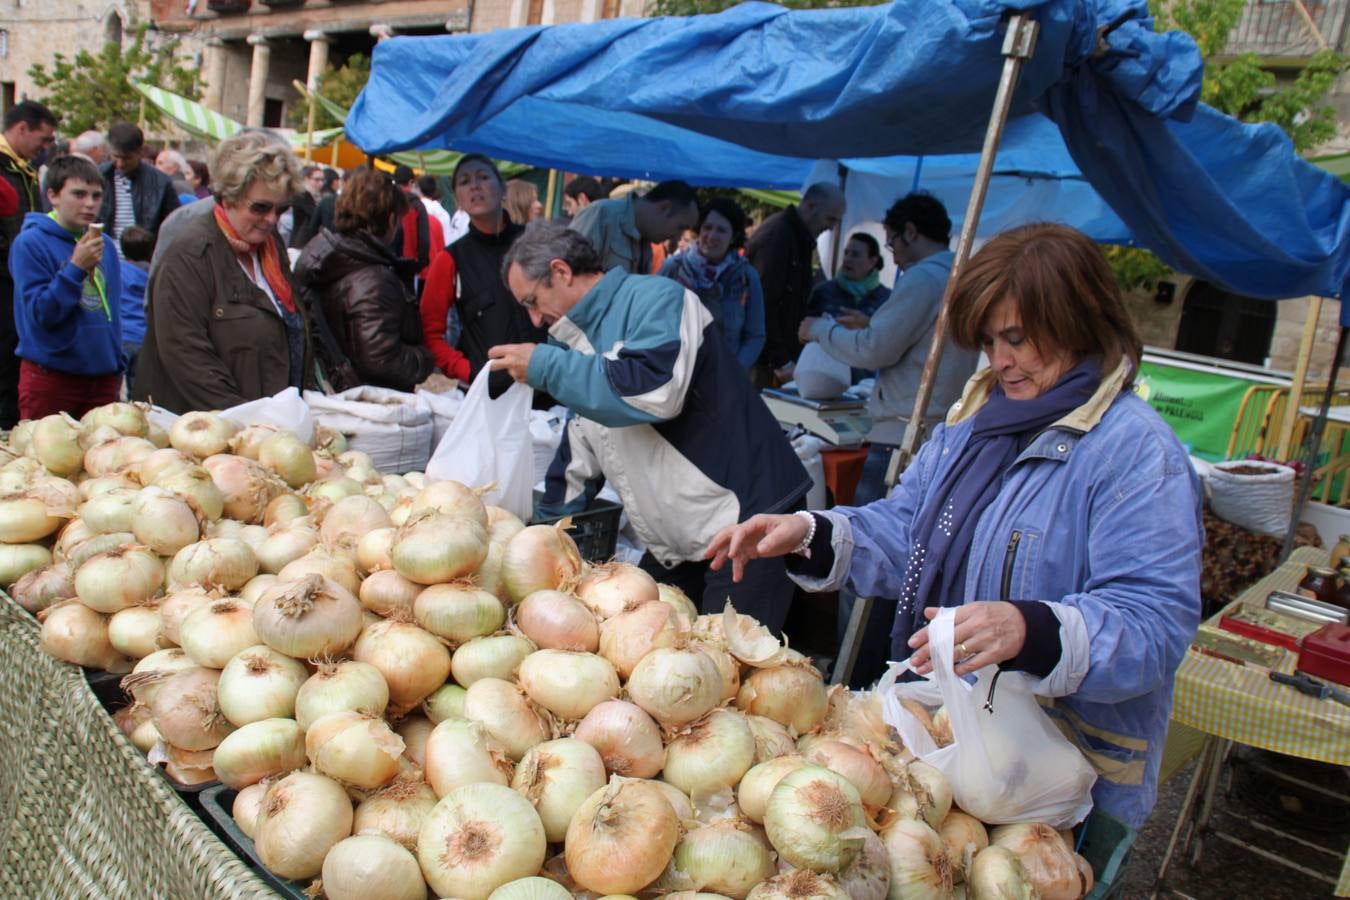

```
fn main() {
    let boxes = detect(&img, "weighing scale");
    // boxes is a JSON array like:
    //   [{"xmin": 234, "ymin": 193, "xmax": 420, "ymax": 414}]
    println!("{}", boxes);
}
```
[{"xmin": 761, "ymin": 388, "xmax": 872, "ymax": 447}]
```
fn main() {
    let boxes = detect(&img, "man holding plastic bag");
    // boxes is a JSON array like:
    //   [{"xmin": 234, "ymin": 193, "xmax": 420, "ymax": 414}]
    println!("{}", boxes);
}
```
[
  {"xmin": 488, "ymin": 221, "xmax": 812, "ymax": 635},
  {"xmin": 708, "ymin": 224, "xmax": 1203, "ymax": 830}
]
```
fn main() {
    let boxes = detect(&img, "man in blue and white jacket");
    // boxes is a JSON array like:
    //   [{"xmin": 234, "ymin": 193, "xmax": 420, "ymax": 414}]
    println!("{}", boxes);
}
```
[{"xmin": 489, "ymin": 221, "xmax": 811, "ymax": 634}]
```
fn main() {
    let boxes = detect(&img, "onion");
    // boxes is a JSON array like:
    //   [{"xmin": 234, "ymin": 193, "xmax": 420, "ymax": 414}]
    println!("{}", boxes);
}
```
[
  {"xmin": 747, "ymin": 869, "xmax": 850, "ymax": 899},
  {"xmin": 11, "ymin": 562, "xmax": 74, "ymax": 613},
  {"xmin": 486, "ymin": 877, "xmax": 570, "ymax": 899},
  {"xmin": 338, "ymin": 449, "xmax": 374, "ymax": 470},
  {"xmin": 255, "ymin": 519, "xmax": 321, "ymax": 575},
  {"xmin": 130, "ymin": 488, "xmax": 202, "ymax": 555},
  {"xmin": 155, "ymin": 740, "xmax": 217, "ymax": 786},
  {"xmin": 418, "ymin": 782, "xmax": 546, "ymax": 900},
  {"xmin": 258, "ymin": 432, "xmax": 316, "ymax": 488},
  {"xmin": 670, "ymin": 820, "xmax": 776, "ymax": 897},
  {"xmin": 31, "ymin": 413, "xmax": 83, "ymax": 476},
  {"xmin": 322, "ymin": 833, "xmax": 427, "ymax": 900},
  {"xmin": 239, "ymin": 574, "xmax": 277, "ymax": 604},
  {"xmin": 836, "ymin": 828, "xmax": 891, "ymax": 900},
  {"xmin": 306, "ymin": 710, "xmax": 405, "ymax": 790},
  {"xmin": 148, "ymin": 666, "xmax": 233, "ymax": 750},
  {"xmin": 136, "ymin": 447, "xmax": 194, "ymax": 485},
  {"xmin": 989, "ymin": 823, "xmax": 1084, "ymax": 900},
  {"xmin": 76, "ymin": 488, "xmax": 137, "ymax": 535},
  {"xmin": 968, "ymin": 846, "xmax": 1035, "ymax": 900},
  {"xmin": 78, "ymin": 474, "xmax": 137, "ymax": 501},
  {"xmin": 414, "ymin": 582, "xmax": 506, "ymax": 642},
  {"xmin": 218, "ymin": 644, "xmax": 308, "ymax": 726},
  {"xmin": 167, "ymin": 538, "xmax": 256, "ymax": 590},
  {"xmin": 627, "ymin": 645, "xmax": 722, "ymax": 729},
  {"xmin": 764, "ymin": 765, "xmax": 867, "ymax": 873},
  {"xmin": 511, "ymin": 738, "xmax": 607, "ymax": 842},
  {"xmin": 698, "ymin": 640, "xmax": 741, "ymax": 703},
  {"xmin": 81, "ymin": 401, "xmax": 150, "ymax": 439},
  {"xmin": 423, "ymin": 684, "xmax": 467, "ymax": 723},
  {"xmin": 565, "ymin": 776, "xmax": 680, "ymax": 895},
  {"xmin": 879, "ymin": 818, "xmax": 953, "ymax": 900},
  {"xmin": 746, "ymin": 714, "xmax": 796, "ymax": 763},
  {"xmin": 599, "ymin": 601, "xmax": 682, "ymax": 678},
  {"xmin": 889, "ymin": 760, "xmax": 954, "ymax": 832},
  {"xmin": 353, "ymin": 618, "xmax": 452, "ymax": 714},
  {"xmin": 410, "ymin": 479, "xmax": 488, "ymax": 529},
  {"xmin": 0, "ymin": 543, "xmax": 53, "ymax": 588},
  {"xmin": 321, "ymin": 494, "xmax": 392, "ymax": 556},
  {"xmin": 738, "ymin": 755, "xmax": 809, "ymax": 824},
  {"xmin": 296, "ymin": 660, "xmax": 389, "ymax": 730},
  {"xmin": 108, "ymin": 603, "xmax": 167, "ymax": 658},
  {"xmin": 227, "ymin": 423, "xmax": 280, "ymax": 459},
  {"xmin": 664, "ymin": 709, "xmax": 756, "ymax": 797},
  {"xmin": 463, "ymin": 677, "xmax": 550, "ymax": 760},
  {"xmin": 804, "ymin": 740, "xmax": 892, "ymax": 808},
  {"xmin": 475, "ymin": 539, "xmax": 508, "ymax": 600},
  {"xmin": 75, "ymin": 546, "xmax": 163, "ymax": 613},
  {"xmin": 513, "ymin": 589, "xmax": 598, "ymax": 651},
  {"xmin": 255, "ymin": 770, "xmax": 354, "ymax": 880},
  {"xmin": 657, "ymin": 582, "xmax": 700, "ymax": 627},
  {"xmin": 83, "ymin": 435, "xmax": 155, "ymax": 478},
  {"xmin": 424, "ymin": 717, "xmax": 514, "ymax": 796},
  {"xmin": 169, "ymin": 411, "xmax": 235, "ymax": 458},
  {"xmin": 307, "ymin": 476, "xmax": 364, "ymax": 505},
  {"xmin": 485, "ymin": 505, "xmax": 525, "ymax": 544},
  {"xmin": 393, "ymin": 511, "xmax": 489, "ymax": 585},
  {"xmin": 0, "ymin": 455, "xmax": 41, "ymax": 492},
  {"xmin": 737, "ymin": 662, "xmax": 828, "ymax": 734},
  {"xmin": 232, "ymin": 783, "xmax": 269, "ymax": 839},
  {"xmin": 575, "ymin": 561, "xmax": 658, "ymax": 619},
  {"xmin": 450, "ymin": 634, "xmax": 534, "ymax": 687},
  {"xmin": 263, "ymin": 492, "xmax": 309, "ymax": 527},
  {"xmin": 178, "ymin": 599, "xmax": 258, "ymax": 668},
  {"xmin": 212, "ymin": 717, "xmax": 306, "ymax": 789},
  {"xmin": 156, "ymin": 586, "xmax": 214, "ymax": 646},
  {"xmin": 202, "ymin": 454, "xmax": 287, "ymax": 523},
  {"xmin": 360, "ymin": 569, "xmax": 423, "ymax": 618},
  {"xmin": 154, "ymin": 465, "xmax": 225, "ymax": 520},
  {"xmin": 357, "ymin": 526, "xmax": 397, "ymax": 572},
  {"xmin": 517, "ymin": 649, "xmax": 619, "ymax": 720},
  {"xmin": 501, "ymin": 523, "xmax": 582, "ymax": 603},
  {"xmin": 940, "ymin": 811, "xmax": 989, "ymax": 884},
  {"xmin": 277, "ymin": 546, "xmax": 363, "ymax": 599},
  {"xmin": 0, "ymin": 491, "xmax": 65, "ymax": 542},
  {"xmin": 572, "ymin": 700, "xmax": 665, "ymax": 779},
  {"xmin": 123, "ymin": 647, "xmax": 196, "ymax": 704},
  {"xmin": 355, "ymin": 778, "xmax": 439, "ymax": 851},
  {"xmin": 253, "ymin": 573, "xmax": 364, "ymax": 659},
  {"xmin": 38, "ymin": 599, "xmax": 131, "ymax": 671}
]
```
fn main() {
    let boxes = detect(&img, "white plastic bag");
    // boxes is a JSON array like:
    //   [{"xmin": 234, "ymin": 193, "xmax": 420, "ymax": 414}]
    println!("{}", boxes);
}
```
[
  {"xmin": 304, "ymin": 386, "xmax": 434, "ymax": 474},
  {"xmin": 221, "ymin": 387, "xmax": 315, "ymax": 445},
  {"xmin": 425, "ymin": 367, "xmax": 534, "ymax": 522},
  {"xmin": 794, "ymin": 342, "xmax": 852, "ymax": 400},
  {"xmin": 879, "ymin": 609, "xmax": 1096, "ymax": 828},
  {"xmin": 416, "ymin": 388, "xmax": 466, "ymax": 447},
  {"xmin": 1208, "ymin": 460, "xmax": 1294, "ymax": 536}
]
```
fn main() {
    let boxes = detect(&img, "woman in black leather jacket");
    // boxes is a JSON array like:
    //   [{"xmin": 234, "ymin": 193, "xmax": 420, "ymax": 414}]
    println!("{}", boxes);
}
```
[{"xmin": 293, "ymin": 170, "xmax": 434, "ymax": 392}]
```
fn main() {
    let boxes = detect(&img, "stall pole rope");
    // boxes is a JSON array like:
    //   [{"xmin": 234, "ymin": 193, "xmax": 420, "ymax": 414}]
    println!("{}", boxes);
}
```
[
  {"xmin": 1281, "ymin": 324, "xmax": 1349, "ymax": 562},
  {"xmin": 1276, "ymin": 296, "xmax": 1323, "ymax": 461}
]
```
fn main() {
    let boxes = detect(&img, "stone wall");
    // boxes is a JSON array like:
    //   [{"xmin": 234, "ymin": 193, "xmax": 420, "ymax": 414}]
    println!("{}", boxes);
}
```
[{"xmin": 0, "ymin": 1, "xmax": 149, "ymax": 112}]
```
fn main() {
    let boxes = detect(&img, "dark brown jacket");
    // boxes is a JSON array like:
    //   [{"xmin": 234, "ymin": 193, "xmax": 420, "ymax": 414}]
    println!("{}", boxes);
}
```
[
  {"xmin": 135, "ymin": 211, "xmax": 312, "ymax": 412},
  {"xmin": 745, "ymin": 203, "xmax": 816, "ymax": 370},
  {"xmin": 292, "ymin": 228, "xmax": 434, "ymax": 392}
]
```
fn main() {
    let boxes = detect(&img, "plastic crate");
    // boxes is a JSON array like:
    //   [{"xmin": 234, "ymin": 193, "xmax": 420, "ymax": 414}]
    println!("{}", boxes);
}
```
[
  {"xmin": 1078, "ymin": 810, "xmax": 1137, "ymax": 899},
  {"xmin": 532, "ymin": 495, "xmax": 624, "ymax": 562},
  {"xmin": 198, "ymin": 784, "xmax": 309, "ymax": 900}
]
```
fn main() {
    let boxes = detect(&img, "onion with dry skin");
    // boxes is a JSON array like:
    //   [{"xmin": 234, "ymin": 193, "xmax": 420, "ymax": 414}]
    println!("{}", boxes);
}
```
[
  {"xmin": 321, "ymin": 494, "xmax": 393, "ymax": 556},
  {"xmin": 295, "ymin": 660, "xmax": 389, "ymax": 731},
  {"xmin": 11, "ymin": 562, "xmax": 75, "ymax": 614},
  {"xmin": 565, "ymin": 776, "xmax": 680, "ymax": 896},
  {"xmin": 154, "ymin": 465, "xmax": 225, "ymax": 521},
  {"xmin": 879, "ymin": 818, "xmax": 953, "ymax": 900},
  {"xmin": 462, "ymin": 677, "xmax": 551, "ymax": 761},
  {"xmin": 276, "ymin": 545, "xmax": 360, "ymax": 594},
  {"xmin": 417, "ymin": 782, "xmax": 547, "ymax": 900},
  {"xmin": 414, "ymin": 582, "xmax": 506, "ymax": 643},
  {"xmin": 306, "ymin": 710, "xmax": 405, "ymax": 790},
  {"xmin": 450, "ymin": 634, "xmax": 534, "ymax": 688},
  {"xmin": 889, "ymin": 760, "xmax": 954, "ymax": 832},
  {"xmin": 253, "ymin": 573, "xmax": 364, "ymax": 659},
  {"xmin": 940, "ymin": 811, "xmax": 990, "ymax": 884},
  {"xmin": 202, "ymin": 454, "xmax": 288, "ymax": 524},
  {"xmin": 352, "ymin": 617, "xmax": 452, "ymax": 715},
  {"xmin": 670, "ymin": 819, "xmax": 777, "ymax": 898},
  {"xmin": 157, "ymin": 586, "xmax": 214, "ymax": 646},
  {"xmin": 989, "ymin": 823, "xmax": 1085, "ymax": 900},
  {"xmin": 38, "ymin": 600, "xmax": 131, "ymax": 672},
  {"xmin": 501, "ymin": 523, "xmax": 582, "ymax": 603},
  {"xmin": 179, "ymin": 599, "xmax": 259, "ymax": 668},
  {"xmin": 737, "ymin": 662, "xmax": 829, "ymax": 734},
  {"xmin": 130, "ymin": 488, "xmax": 203, "ymax": 555},
  {"xmin": 359, "ymin": 569, "xmax": 424, "ymax": 618},
  {"xmin": 217, "ymin": 644, "xmax": 309, "ymax": 726},
  {"xmin": 510, "ymin": 738, "xmax": 608, "ymax": 843},
  {"xmin": 423, "ymin": 717, "xmax": 514, "ymax": 797},
  {"xmin": 737, "ymin": 755, "xmax": 809, "ymax": 824},
  {"xmin": 968, "ymin": 846, "xmax": 1035, "ymax": 900},
  {"xmin": 575, "ymin": 561, "xmax": 658, "ymax": 619},
  {"xmin": 804, "ymin": 739, "xmax": 892, "ymax": 809},
  {"xmin": 263, "ymin": 493, "xmax": 309, "ymax": 527},
  {"xmin": 254, "ymin": 770, "xmax": 354, "ymax": 880},
  {"xmin": 663, "ymin": 709, "xmax": 757, "ymax": 798},
  {"xmin": 0, "ymin": 490, "xmax": 77, "ymax": 542},
  {"xmin": 599, "ymin": 601, "xmax": 682, "ymax": 678},
  {"xmin": 572, "ymin": 699, "xmax": 665, "ymax": 779},
  {"xmin": 75, "ymin": 546, "xmax": 163, "ymax": 613},
  {"xmin": 516, "ymin": 649, "xmax": 619, "ymax": 720},
  {"xmin": 763, "ymin": 765, "xmax": 867, "ymax": 873},
  {"xmin": 392, "ymin": 510, "xmax": 489, "ymax": 586},
  {"xmin": 0, "ymin": 543, "xmax": 53, "ymax": 589},
  {"xmin": 322, "ymin": 834, "xmax": 427, "ymax": 900},
  {"xmin": 410, "ymin": 480, "xmax": 489, "ymax": 529},
  {"xmin": 746, "ymin": 869, "xmax": 851, "ymax": 899},
  {"xmin": 513, "ymin": 589, "xmax": 598, "ymax": 652},
  {"xmin": 167, "ymin": 538, "xmax": 257, "ymax": 591},
  {"xmin": 254, "ymin": 519, "xmax": 320, "ymax": 574},
  {"xmin": 357, "ymin": 526, "xmax": 397, "ymax": 573},
  {"xmin": 354, "ymin": 778, "xmax": 439, "ymax": 851},
  {"xmin": 212, "ymin": 717, "xmax": 307, "ymax": 789},
  {"xmin": 228, "ymin": 423, "xmax": 280, "ymax": 460},
  {"xmin": 148, "ymin": 666, "xmax": 234, "ymax": 751},
  {"xmin": 170, "ymin": 412, "xmax": 235, "ymax": 459},
  {"xmin": 626, "ymin": 645, "xmax": 723, "ymax": 729},
  {"xmin": 108, "ymin": 603, "xmax": 168, "ymax": 659},
  {"xmin": 30, "ymin": 413, "xmax": 83, "ymax": 476},
  {"xmin": 81, "ymin": 401, "xmax": 150, "ymax": 439},
  {"xmin": 258, "ymin": 432, "xmax": 317, "ymax": 488}
]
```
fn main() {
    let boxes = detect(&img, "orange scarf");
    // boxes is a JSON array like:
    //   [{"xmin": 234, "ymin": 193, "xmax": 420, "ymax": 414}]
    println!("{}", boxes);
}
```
[{"xmin": 213, "ymin": 203, "xmax": 295, "ymax": 313}]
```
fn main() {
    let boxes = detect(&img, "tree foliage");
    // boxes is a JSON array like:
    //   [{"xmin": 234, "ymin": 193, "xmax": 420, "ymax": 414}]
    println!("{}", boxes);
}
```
[
  {"xmin": 27, "ymin": 24, "xmax": 199, "ymax": 136},
  {"xmin": 289, "ymin": 55, "xmax": 372, "ymax": 131}
]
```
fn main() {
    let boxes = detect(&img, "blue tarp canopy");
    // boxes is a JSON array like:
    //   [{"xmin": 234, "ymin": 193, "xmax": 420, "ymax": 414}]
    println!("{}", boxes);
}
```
[{"xmin": 348, "ymin": 0, "xmax": 1350, "ymax": 313}]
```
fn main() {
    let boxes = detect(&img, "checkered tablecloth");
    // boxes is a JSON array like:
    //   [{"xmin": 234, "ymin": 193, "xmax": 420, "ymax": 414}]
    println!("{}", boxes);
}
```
[{"xmin": 1168, "ymin": 546, "xmax": 1350, "ymax": 895}]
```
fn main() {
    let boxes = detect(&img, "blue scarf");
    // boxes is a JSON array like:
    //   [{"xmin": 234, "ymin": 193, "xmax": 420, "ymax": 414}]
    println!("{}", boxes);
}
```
[
  {"xmin": 674, "ymin": 244, "xmax": 736, "ymax": 295},
  {"xmin": 889, "ymin": 359, "xmax": 1103, "ymax": 655},
  {"xmin": 835, "ymin": 269, "xmax": 881, "ymax": 300}
]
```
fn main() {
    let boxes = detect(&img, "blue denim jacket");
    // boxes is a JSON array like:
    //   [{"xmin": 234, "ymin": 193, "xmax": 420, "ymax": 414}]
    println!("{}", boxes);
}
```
[{"xmin": 794, "ymin": 361, "xmax": 1204, "ymax": 827}]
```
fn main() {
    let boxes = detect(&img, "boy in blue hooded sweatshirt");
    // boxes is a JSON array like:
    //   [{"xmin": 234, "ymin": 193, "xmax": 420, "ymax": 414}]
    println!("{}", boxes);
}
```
[{"xmin": 10, "ymin": 154, "xmax": 122, "ymax": 419}]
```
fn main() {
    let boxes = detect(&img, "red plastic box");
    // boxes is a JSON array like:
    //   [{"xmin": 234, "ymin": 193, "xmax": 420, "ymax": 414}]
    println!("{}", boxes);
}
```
[{"xmin": 1297, "ymin": 623, "xmax": 1350, "ymax": 687}]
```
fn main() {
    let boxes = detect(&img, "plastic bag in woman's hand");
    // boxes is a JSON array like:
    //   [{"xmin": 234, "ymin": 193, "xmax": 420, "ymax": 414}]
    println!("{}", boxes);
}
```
[{"xmin": 877, "ymin": 608, "xmax": 1096, "ymax": 828}]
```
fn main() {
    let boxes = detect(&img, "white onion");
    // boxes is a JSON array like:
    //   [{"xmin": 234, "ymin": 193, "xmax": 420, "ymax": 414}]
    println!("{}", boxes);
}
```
[
  {"xmin": 890, "ymin": 760, "xmax": 954, "ymax": 832},
  {"xmin": 395, "ymin": 715, "xmax": 435, "ymax": 769},
  {"xmin": 565, "ymin": 776, "xmax": 680, "ymax": 896},
  {"xmin": 239, "ymin": 573, "xmax": 278, "ymax": 604},
  {"xmin": 516, "ymin": 649, "xmax": 619, "ymax": 720},
  {"xmin": 351, "ymin": 617, "xmax": 452, "ymax": 714},
  {"xmin": 263, "ymin": 492, "xmax": 309, "ymax": 527},
  {"xmin": 513, "ymin": 589, "xmax": 598, "ymax": 652},
  {"xmin": 393, "ymin": 511, "xmax": 489, "ymax": 585},
  {"xmin": 486, "ymin": 877, "xmax": 570, "ymax": 900},
  {"xmin": 227, "ymin": 423, "xmax": 280, "ymax": 460},
  {"xmin": 107, "ymin": 603, "xmax": 167, "ymax": 659},
  {"xmin": 414, "ymin": 582, "xmax": 505, "ymax": 643},
  {"xmin": 746, "ymin": 714, "xmax": 796, "ymax": 763},
  {"xmin": 0, "ymin": 543, "xmax": 53, "ymax": 588},
  {"xmin": 664, "ymin": 708, "xmax": 756, "ymax": 798},
  {"xmin": 255, "ymin": 770, "xmax": 354, "ymax": 880},
  {"xmin": 130, "ymin": 487, "xmax": 202, "ymax": 555},
  {"xmin": 78, "ymin": 474, "xmax": 137, "ymax": 501},
  {"xmin": 747, "ymin": 869, "xmax": 850, "ymax": 899},
  {"xmin": 418, "ymin": 782, "xmax": 546, "ymax": 900},
  {"xmin": 295, "ymin": 660, "xmax": 389, "ymax": 731},
  {"xmin": 167, "ymin": 538, "xmax": 257, "ymax": 590},
  {"xmin": 626, "ymin": 646, "xmax": 722, "ymax": 729},
  {"xmin": 81, "ymin": 401, "xmax": 150, "ymax": 439},
  {"xmin": 11, "ymin": 562, "xmax": 75, "ymax": 614},
  {"xmin": 30, "ymin": 413, "xmax": 83, "ymax": 476},
  {"xmin": 277, "ymin": 545, "xmax": 361, "ymax": 594},
  {"xmin": 322, "ymin": 833, "xmax": 427, "ymax": 900},
  {"xmin": 252, "ymin": 573, "xmax": 363, "ymax": 660},
  {"xmin": 737, "ymin": 662, "xmax": 828, "ymax": 734},
  {"xmin": 485, "ymin": 505, "xmax": 525, "ymax": 544},
  {"xmin": 572, "ymin": 700, "xmax": 665, "ymax": 779},
  {"xmin": 697, "ymin": 639, "xmax": 741, "ymax": 703},
  {"xmin": 462, "ymin": 676, "xmax": 550, "ymax": 761},
  {"xmin": 450, "ymin": 634, "xmax": 534, "ymax": 688},
  {"xmin": 941, "ymin": 811, "xmax": 990, "ymax": 884},
  {"xmin": 232, "ymin": 782, "xmax": 268, "ymax": 839},
  {"xmin": 307, "ymin": 476, "xmax": 364, "ymax": 505},
  {"xmin": 360, "ymin": 568, "xmax": 424, "ymax": 618},
  {"xmin": 657, "ymin": 582, "xmax": 699, "ymax": 626},
  {"xmin": 255, "ymin": 517, "xmax": 321, "ymax": 574},
  {"xmin": 125, "ymin": 648, "xmax": 197, "ymax": 701},
  {"xmin": 511, "ymin": 738, "xmax": 607, "ymax": 842},
  {"xmin": 136, "ymin": 447, "xmax": 194, "ymax": 485},
  {"xmin": 738, "ymin": 755, "xmax": 809, "ymax": 824},
  {"xmin": 170, "ymin": 411, "xmax": 235, "ymax": 458},
  {"xmin": 157, "ymin": 586, "xmax": 214, "ymax": 646},
  {"xmin": 257, "ymin": 432, "xmax": 316, "ymax": 488},
  {"xmin": 148, "ymin": 666, "xmax": 233, "ymax": 750},
  {"xmin": 74, "ymin": 545, "xmax": 163, "ymax": 613},
  {"xmin": 357, "ymin": 526, "xmax": 397, "ymax": 572},
  {"xmin": 764, "ymin": 765, "xmax": 867, "ymax": 873},
  {"xmin": 83, "ymin": 436, "xmax": 156, "ymax": 479},
  {"xmin": 423, "ymin": 717, "xmax": 514, "ymax": 796},
  {"xmin": 212, "ymin": 717, "xmax": 307, "ymax": 789},
  {"xmin": 218, "ymin": 644, "xmax": 309, "ymax": 726},
  {"xmin": 77, "ymin": 488, "xmax": 139, "ymax": 535},
  {"xmin": 410, "ymin": 479, "xmax": 488, "ymax": 529},
  {"xmin": 989, "ymin": 823, "xmax": 1083, "ymax": 900},
  {"xmin": 179, "ymin": 599, "xmax": 259, "ymax": 668},
  {"xmin": 501, "ymin": 523, "xmax": 582, "ymax": 603},
  {"xmin": 38, "ymin": 600, "xmax": 131, "ymax": 671},
  {"xmin": 354, "ymin": 778, "xmax": 439, "ymax": 851},
  {"xmin": 968, "ymin": 846, "xmax": 1035, "ymax": 900},
  {"xmin": 0, "ymin": 491, "xmax": 65, "ymax": 543},
  {"xmin": 599, "ymin": 600, "xmax": 682, "ymax": 678},
  {"xmin": 306, "ymin": 710, "xmax": 405, "ymax": 790},
  {"xmin": 880, "ymin": 818, "xmax": 954, "ymax": 900},
  {"xmin": 154, "ymin": 465, "xmax": 225, "ymax": 520},
  {"xmin": 804, "ymin": 739, "xmax": 892, "ymax": 808},
  {"xmin": 575, "ymin": 561, "xmax": 658, "ymax": 619},
  {"xmin": 202, "ymin": 453, "xmax": 287, "ymax": 524},
  {"xmin": 475, "ymin": 539, "xmax": 508, "ymax": 600},
  {"xmin": 671, "ymin": 820, "xmax": 776, "ymax": 897},
  {"xmin": 423, "ymin": 684, "xmax": 467, "ymax": 723},
  {"xmin": 320, "ymin": 494, "xmax": 392, "ymax": 556},
  {"xmin": 836, "ymin": 828, "xmax": 891, "ymax": 900}
]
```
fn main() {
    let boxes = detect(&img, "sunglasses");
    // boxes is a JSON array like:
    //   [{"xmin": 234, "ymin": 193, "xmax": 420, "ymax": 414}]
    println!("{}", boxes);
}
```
[{"xmin": 246, "ymin": 199, "xmax": 280, "ymax": 216}]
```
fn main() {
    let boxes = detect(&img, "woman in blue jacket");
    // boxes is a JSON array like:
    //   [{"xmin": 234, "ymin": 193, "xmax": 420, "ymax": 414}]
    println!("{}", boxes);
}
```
[
  {"xmin": 708, "ymin": 223, "xmax": 1203, "ymax": 830},
  {"xmin": 658, "ymin": 197, "xmax": 765, "ymax": 371}
]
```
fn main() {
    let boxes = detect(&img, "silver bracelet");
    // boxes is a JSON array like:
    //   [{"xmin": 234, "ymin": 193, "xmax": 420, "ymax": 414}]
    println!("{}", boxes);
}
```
[{"xmin": 793, "ymin": 510, "xmax": 817, "ymax": 556}]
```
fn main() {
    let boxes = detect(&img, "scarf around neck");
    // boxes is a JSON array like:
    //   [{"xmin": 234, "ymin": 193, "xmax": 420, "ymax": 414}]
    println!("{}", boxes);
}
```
[
  {"xmin": 835, "ymin": 268, "xmax": 881, "ymax": 300},
  {"xmin": 888, "ymin": 358, "xmax": 1104, "ymax": 655},
  {"xmin": 675, "ymin": 244, "xmax": 736, "ymax": 294},
  {"xmin": 213, "ymin": 203, "xmax": 295, "ymax": 313}
]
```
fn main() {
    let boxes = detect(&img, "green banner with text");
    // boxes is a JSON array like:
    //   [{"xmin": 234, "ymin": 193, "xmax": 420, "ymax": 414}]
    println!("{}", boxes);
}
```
[{"xmin": 1134, "ymin": 361, "xmax": 1262, "ymax": 462}]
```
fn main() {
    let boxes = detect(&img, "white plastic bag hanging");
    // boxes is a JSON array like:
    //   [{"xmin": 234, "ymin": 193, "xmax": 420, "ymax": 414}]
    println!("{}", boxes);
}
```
[
  {"xmin": 878, "ymin": 608, "xmax": 1096, "ymax": 828},
  {"xmin": 221, "ymin": 387, "xmax": 315, "ymax": 445},
  {"xmin": 425, "ymin": 367, "xmax": 534, "ymax": 522}
]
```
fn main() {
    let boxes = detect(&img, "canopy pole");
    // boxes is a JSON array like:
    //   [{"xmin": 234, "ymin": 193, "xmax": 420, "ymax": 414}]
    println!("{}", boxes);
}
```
[
  {"xmin": 1281, "ymin": 323, "xmax": 1348, "ymax": 562},
  {"xmin": 885, "ymin": 13, "xmax": 1039, "ymax": 487},
  {"xmin": 1277, "ymin": 296, "xmax": 1324, "ymax": 461},
  {"xmin": 545, "ymin": 168, "xmax": 559, "ymax": 219}
]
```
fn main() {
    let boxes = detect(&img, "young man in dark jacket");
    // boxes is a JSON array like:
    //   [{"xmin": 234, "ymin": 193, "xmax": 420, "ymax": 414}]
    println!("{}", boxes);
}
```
[{"xmin": 99, "ymin": 122, "xmax": 180, "ymax": 249}]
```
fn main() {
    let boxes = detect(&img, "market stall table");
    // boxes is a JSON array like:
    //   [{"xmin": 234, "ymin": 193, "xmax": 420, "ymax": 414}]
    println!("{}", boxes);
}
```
[{"xmin": 1156, "ymin": 547, "xmax": 1350, "ymax": 896}]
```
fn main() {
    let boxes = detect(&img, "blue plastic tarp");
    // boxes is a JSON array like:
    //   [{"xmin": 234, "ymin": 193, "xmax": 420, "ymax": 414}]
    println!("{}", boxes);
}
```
[{"xmin": 348, "ymin": 0, "xmax": 1350, "ymax": 312}]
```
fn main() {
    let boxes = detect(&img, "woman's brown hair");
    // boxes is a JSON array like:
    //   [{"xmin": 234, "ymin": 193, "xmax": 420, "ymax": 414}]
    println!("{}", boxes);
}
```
[
  {"xmin": 335, "ymin": 169, "xmax": 409, "ymax": 236},
  {"xmin": 948, "ymin": 223, "xmax": 1142, "ymax": 381}
]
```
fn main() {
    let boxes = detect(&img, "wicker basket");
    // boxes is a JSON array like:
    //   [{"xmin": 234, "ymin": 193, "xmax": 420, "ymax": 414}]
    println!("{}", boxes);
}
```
[{"xmin": 0, "ymin": 592, "xmax": 277, "ymax": 899}]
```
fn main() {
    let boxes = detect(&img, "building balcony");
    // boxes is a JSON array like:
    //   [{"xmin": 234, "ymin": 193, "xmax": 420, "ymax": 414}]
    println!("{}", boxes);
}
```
[{"xmin": 1224, "ymin": 0, "xmax": 1350, "ymax": 60}]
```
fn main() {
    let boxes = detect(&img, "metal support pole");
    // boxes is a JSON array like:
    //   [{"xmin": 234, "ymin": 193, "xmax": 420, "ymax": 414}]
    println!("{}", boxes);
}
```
[
  {"xmin": 887, "ymin": 13, "xmax": 1039, "ymax": 487},
  {"xmin": 831, "ymin": 595, "xmax": 873, "ymax": 686}
]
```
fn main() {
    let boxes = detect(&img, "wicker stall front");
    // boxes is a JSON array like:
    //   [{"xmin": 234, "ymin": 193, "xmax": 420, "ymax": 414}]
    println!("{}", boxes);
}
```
[{"xmin": 0, "ymin": 592, "xmax": 277, "ymax": 899}]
